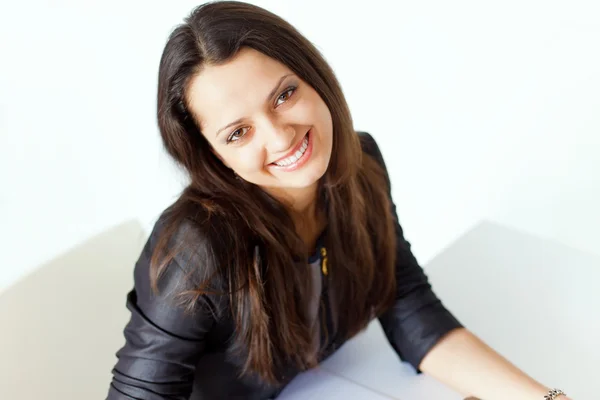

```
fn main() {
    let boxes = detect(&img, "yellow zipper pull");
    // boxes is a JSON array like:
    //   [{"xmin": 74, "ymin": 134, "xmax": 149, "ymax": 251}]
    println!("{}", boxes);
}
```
[{"xmin": 320, "ymin": 246, "xmax": 328, "ymax": 275}]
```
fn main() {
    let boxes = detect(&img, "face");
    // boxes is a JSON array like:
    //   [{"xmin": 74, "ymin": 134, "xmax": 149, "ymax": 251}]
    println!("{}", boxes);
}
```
[{"xmin": 186, "ymin": 47, "xmax": 333, "ymax": 200}]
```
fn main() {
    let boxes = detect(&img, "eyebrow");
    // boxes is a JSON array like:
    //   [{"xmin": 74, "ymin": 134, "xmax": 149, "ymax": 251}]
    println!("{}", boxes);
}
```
[{"xmin": 214, "ymin": 73, "xmax": 295, "ymax": 138}]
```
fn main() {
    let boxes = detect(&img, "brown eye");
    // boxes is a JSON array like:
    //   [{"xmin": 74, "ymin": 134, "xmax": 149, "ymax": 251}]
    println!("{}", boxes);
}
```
[
  {"xmin": 227, "ymin": 127, "xmax": 249, "ymax": 143},
  {"xmin": 275, "ymin": 86, "xmax": 296, "ymax": 107}
]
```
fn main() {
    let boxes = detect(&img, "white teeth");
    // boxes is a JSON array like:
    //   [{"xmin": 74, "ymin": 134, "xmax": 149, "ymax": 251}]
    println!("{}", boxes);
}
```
[{"xmin": 274, "ymin": 135, "xmax": 309, "ymax": 167}]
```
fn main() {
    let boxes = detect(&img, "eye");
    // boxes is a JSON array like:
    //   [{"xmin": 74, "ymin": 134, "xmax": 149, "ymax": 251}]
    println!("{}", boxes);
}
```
[
  {"xmin": 227, "ymin": 126, "xmax": 250, "ymax": 143},
  {"xmin": 275, "ymin": 86, "xmax": 297, "ymax": 107}
]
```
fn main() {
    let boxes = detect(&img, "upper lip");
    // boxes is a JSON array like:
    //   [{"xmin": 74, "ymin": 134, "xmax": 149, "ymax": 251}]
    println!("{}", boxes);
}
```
[{"xmin": 270, "ymin": 132, "xmax": 308, "ymax": 164}]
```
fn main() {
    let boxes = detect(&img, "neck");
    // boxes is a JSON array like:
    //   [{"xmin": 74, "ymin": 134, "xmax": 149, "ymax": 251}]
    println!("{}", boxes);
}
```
[
  {"xmin": 266, "ymin": 183, "xmax": 325, "ymax": 249},
  {"xmin": 288, "ymin": 186, "xmax": 319, "ymax": 218},
  {"xmin": 268, "ymin": 183, "xmax": 319, "ymax": 217}
]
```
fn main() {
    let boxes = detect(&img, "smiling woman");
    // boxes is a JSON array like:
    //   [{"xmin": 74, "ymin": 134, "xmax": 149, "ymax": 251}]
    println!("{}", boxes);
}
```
[
  {"xmin": 108, "ymin": 3, "xmax": 403, "ymax": 398},
  {"xmin": 107, "ymin": 2, "xmax": 570, "ymax": 400}
]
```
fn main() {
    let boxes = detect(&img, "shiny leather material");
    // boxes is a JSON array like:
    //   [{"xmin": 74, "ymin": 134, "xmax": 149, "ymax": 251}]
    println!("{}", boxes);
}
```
[{"xmin": 107, "ymin": 132, "xmax": 463, "ymax": 399}]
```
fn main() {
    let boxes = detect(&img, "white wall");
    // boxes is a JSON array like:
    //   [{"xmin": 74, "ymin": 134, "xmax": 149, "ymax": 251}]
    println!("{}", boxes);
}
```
[{"xmin": 1, "ymin": 0, "xmax": 599, "ymax": 292}]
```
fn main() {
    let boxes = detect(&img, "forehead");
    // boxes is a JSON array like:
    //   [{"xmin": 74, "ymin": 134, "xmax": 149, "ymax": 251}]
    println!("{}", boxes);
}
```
[{"xmin": 187, "ymin": 48, "xmax": 292, "ymax": 133}]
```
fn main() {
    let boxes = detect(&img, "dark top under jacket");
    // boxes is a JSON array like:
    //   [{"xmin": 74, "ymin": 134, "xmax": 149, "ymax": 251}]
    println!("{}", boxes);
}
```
[{"xmin": 107, "ymin": 132, "xmax": 463, "ymax": 399}]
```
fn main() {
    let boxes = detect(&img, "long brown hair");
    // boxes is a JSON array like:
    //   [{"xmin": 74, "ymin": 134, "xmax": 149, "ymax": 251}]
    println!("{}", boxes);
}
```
[{"xmin": 152, "ymin": 0, "xmax": 396, "ymax": 384}]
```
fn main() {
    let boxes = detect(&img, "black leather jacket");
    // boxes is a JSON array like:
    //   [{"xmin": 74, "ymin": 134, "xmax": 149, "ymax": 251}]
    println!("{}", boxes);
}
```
[{"xmin": 107, "ymin": 132, "xmax": 463, "ymax": 399}]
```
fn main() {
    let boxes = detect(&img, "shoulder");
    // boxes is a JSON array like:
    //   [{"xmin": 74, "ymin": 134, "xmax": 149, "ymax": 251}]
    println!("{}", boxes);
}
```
[
  {"xmin": 357, "ymin": 131, "xmax": 386, "ymax": 167},
  {"xmin": 125, "ymin": 207, "xmax": 221, "ymax": 339},
  {"xmin": 133, "ymin": 202, "xmax": 226, "ymax": 316},
  {"xmin": 357, "ymin": 130, "xmax": 391, "ymax": 185}
]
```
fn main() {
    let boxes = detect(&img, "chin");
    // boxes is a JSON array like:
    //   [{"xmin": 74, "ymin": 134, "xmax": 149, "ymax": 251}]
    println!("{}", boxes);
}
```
[{"xmin": 289, "ymin": 164, "xmax": 327, "ymax": 189}]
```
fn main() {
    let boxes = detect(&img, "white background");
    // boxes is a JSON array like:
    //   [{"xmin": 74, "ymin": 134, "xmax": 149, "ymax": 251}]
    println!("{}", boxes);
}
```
[{"xmin": 1, "ymin": 0, "xmax": 599, "ymax": 292}]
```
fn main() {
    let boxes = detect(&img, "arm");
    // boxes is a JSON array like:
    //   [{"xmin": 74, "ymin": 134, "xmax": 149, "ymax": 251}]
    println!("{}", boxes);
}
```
[
  {"xmin": 360, "ymin": 132, "xmax": 570, "ymax": 400},
  {"xmin": 359, "ymin": 130, "xmax": 463, "ymax": 370},
  {"xmin": 420, "ymin": 328, "xmax": 571, "ymax": 400},
  {"xmin": 108, "ymin": 218, "xmax": 216, "ymax": 399}
]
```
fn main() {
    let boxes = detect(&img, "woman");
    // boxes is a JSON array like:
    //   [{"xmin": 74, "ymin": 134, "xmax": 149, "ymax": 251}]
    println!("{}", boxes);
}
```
[{"xmin": 108, "ymin": 2, "xmax": 570, "ymax": 399}]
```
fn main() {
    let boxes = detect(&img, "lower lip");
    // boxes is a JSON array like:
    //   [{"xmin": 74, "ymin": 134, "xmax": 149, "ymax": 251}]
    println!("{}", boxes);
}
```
[{"xmin": 269, "ymin": 129, "xmax": 314, "ymax": 172}]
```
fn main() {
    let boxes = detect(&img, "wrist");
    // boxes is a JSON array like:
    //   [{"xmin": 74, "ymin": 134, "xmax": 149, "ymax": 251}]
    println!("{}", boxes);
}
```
[{"xmin": 545, "ymin": 389, "xmax": 569, "ymax": 400}]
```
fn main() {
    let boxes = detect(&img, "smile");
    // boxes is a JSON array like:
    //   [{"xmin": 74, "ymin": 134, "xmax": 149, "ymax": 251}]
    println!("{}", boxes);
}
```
[{"xmin": 269, "ymin": 129, "xmax": 314, "ymax": 172}]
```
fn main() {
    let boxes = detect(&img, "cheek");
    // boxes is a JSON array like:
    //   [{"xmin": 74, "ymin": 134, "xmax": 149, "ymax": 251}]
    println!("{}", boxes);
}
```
[
  {"xmin": 303, "ymin": 92, "xmax": 333, "ymax": 131},
  {"xmin": 296, "ymin": 100, "xmax": 316, "ymax": 119},
  {"xmin": 228, "ymin": 147, "xmax": 266, "ymax": 174},
  {"xmin": 317, "ymin": 99, "xmax": 333, "ymax": 129}
]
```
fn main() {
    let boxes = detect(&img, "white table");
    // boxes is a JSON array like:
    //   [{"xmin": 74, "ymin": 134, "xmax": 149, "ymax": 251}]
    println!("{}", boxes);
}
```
[
  {"xmin": 278, "ymin": 321, "xmax": 462, "ymax": 400},
  {"xmin": 0, "ymin": 220, "xmax": 595, "ymax": 399},
  {"xmin": 279, "ymin": 221, "xmax": 599, "ymax": 399}
]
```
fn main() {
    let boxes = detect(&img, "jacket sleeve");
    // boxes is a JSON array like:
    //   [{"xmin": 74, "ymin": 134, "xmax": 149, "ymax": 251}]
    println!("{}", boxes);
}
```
[
  {"xmin": 359, "ymin": 131, "xmax": 463, "ymax": 373},
  {"xmin": 107, "ymin": 218, "xmax": 217, "ymax": 399}
]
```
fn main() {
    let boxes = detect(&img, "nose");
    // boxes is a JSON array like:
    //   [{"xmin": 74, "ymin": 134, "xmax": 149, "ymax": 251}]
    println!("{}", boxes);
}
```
[{"xmin": 261, "ymin": 119, "xmax": 296, "ymax": 154}]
